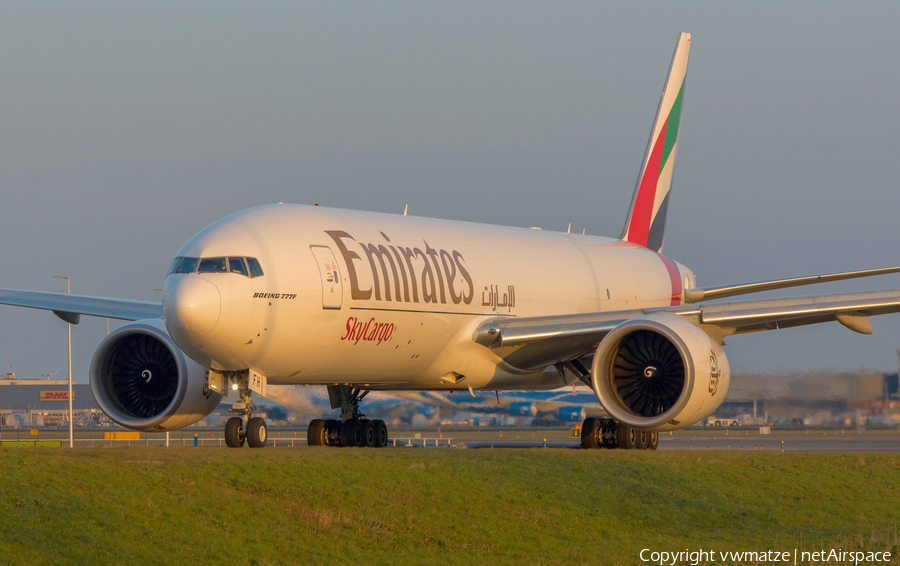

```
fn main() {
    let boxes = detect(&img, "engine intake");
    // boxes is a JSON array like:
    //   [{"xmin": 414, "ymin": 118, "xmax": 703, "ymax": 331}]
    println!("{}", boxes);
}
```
[
  {"xmin": 612, "ymin": 329, "xmax": 685, "ymax": 417},
  {"xmin": 90, "ymin": 319, "xmax": 221, "ymax": 431},
  {"xmin": 591, "ymin": 314, "xmax": 729, "ymax": 431},
  {"xmin": 106, "ymin": 333, "xmax": 179, "ymax": 419}
]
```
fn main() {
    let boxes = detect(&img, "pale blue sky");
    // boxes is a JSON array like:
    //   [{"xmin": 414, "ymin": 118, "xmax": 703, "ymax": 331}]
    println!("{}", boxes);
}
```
[{"xmin": 1, "ymin": 2, "xmax": 899, "ymax": 382}]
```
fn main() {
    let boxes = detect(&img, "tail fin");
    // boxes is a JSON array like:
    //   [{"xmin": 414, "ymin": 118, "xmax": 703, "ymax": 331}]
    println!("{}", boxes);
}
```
[{"xmin": 620, "ymin": 32, "xmax": 690, "ymax": 252}]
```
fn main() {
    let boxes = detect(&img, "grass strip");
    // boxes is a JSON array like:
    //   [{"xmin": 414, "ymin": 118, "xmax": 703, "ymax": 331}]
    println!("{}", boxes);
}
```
[{"xmin": 0, "ymin": 447, "xmax": 897, "ymax": 565}]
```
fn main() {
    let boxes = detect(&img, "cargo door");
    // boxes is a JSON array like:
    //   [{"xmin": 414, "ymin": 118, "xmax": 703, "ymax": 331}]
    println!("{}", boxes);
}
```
[{"xmin": 310, "ymin": 246, "xmax": 343, "ymax": 309}]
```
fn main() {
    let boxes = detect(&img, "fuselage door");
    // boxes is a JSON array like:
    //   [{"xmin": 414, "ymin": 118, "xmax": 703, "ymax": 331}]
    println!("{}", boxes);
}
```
[{"xmin": 310, "ymin": 246, "xmax": 343, "ymax": 309}]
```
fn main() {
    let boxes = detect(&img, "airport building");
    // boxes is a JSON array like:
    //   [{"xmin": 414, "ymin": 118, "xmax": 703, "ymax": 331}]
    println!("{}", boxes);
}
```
[
  {"xmin": 720, "ymin": 371, "xmax": 900, "ymax": 426},
  {"xmin": 0, "ymin": 374, "xmax": 102, "ymax": 426}
]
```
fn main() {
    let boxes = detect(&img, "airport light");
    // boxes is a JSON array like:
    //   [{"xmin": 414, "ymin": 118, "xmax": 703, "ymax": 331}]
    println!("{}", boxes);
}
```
[{"xmin": 53, "ymin": 276, "xmax": 73, "ymax": 449}]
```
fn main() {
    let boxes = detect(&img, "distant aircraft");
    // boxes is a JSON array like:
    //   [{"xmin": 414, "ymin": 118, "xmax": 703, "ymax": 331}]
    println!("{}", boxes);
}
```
[{"xmin": 3, "ymin": 32, "xmax": 900, "ymax": 450}]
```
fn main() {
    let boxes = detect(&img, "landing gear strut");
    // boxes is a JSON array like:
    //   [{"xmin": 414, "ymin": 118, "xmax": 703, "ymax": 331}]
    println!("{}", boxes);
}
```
[
  {"xmin": 307, "ymin": 385, "xmax": 388, "ymax": 448},
  {"xmin": 580, "ymin": 417, "xmax": 657, "ymax": 450},
  {"xmin": 220, "ymin": 370, "xmax": 267, "ymax": 448}
]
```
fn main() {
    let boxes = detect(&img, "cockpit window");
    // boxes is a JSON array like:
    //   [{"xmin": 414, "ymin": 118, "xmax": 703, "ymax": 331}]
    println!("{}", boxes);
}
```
[
  {"xmin": 198, "ymin": 257, "xmax": 227, "ymax": 273},
  {"xmin": 247, "ymin": 257, "xmax": 264, "ymax": 277},
  {"xmin": 169, "ymin": 255, "xmax": 261, "ymax": 276},
  {"xmin": 168, "ymin": 257, "xmax": 183, "ymax": 275},
  {"xmin": 173, "ymin": 257, "xmax": 199, "ymax": 274},
  {"xmin": 229, "ymin": 257, "xmax": 248, "ymax": 276}
]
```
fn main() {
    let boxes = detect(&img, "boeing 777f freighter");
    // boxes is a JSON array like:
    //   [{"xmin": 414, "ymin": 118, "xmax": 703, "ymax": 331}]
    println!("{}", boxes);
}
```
[{"xmin": 4, "ymin": 33, "xmax": 900, "ymax": 450}]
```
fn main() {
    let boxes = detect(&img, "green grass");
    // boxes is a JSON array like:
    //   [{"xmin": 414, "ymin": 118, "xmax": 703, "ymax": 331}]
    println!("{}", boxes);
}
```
[{"xmin": 0, "ymin": 447, "xmax": 898, "ymax": 565}]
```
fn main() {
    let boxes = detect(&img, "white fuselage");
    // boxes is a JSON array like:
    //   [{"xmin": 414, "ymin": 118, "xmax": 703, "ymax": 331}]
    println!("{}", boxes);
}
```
[{"xmin": 162, "ymin": 204, "xmax": 694, "ymax": 390}]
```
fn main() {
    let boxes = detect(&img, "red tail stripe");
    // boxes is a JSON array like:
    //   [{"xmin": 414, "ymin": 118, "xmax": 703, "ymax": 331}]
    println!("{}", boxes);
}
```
[
  {"xmin": 626, "ymin": 119, "xmax": 668, "ymax": 247},
  {"xmin": 656, "ymin": 253, "xmax": 682, "ymax": 306}
]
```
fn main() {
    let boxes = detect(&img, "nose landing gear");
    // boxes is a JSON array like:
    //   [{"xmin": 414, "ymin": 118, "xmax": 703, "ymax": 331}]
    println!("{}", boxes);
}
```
[
  {"xmin": 307, "ymin": 385, "xmax": 388, "ymax": 448},
  {"xmin": 219, "ymin": 370, "xmax": 268, "ymax": 448}
]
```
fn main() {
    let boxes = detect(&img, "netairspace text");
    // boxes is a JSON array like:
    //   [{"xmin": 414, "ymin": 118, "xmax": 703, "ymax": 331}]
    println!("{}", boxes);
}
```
[{"xmin": 640, "ymin": 548, "xmax": 893, "ymax": 565}]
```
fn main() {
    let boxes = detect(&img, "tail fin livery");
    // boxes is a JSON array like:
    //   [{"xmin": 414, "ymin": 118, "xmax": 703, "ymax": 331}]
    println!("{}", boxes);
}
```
[{"xmin": 620, "ymin": 32, "xmax": 690, "ymax": 252}]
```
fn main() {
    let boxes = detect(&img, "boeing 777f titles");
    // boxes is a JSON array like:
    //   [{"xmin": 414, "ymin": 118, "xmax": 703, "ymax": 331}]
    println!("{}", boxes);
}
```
[{"xmin": 4, "ymin": 33, "xmax": 900, "ymax": 450}]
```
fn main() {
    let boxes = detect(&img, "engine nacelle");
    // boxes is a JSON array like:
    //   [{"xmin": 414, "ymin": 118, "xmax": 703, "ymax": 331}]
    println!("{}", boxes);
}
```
[
  {"xmin": 591, "ymin": 314, "xmax": 730, "ymax": 432},
  {"xmin": 90, "ymin": 319, "xmax": 222, "ymax": 431}
]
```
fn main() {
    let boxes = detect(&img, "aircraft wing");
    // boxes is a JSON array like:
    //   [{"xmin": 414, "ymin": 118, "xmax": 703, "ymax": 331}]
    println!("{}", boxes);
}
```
[
  {"xmin": 682, "ymin": 266, "xmax": 900, "ymax": 303},
  {"xmin": 473, "ymin": 288, "xmax": 900, "ymax": 372},
  {"xmin": 0, "ymin": 288, "xmax": 162, "ymax": 323}
]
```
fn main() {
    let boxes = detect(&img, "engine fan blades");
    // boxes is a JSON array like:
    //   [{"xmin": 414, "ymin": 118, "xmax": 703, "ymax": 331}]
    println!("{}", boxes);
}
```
[
  {"xmin": 109, "ymin": 334, "xmax": 179, "ymax": 419},
  {"xmin": 612, "ymin": 330, "xmax": 684, "ymax": 417}
]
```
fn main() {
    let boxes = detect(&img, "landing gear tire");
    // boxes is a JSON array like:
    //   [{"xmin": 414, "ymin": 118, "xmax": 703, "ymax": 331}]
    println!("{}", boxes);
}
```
[
  {"xmin": 341, "ymin": 418, "xmax": 363, "ymax": 447},
  {"xmin": 246, "ymin": 417, "xmax": 268, "ymax": 448},
  {"xmin": 373, "ymin": 419, "xmax": 388, "ymax": 448},
  {"xmin": 361, "ymin": 419, "xmax": 375, "ymax": 448},
  {"xmin": 618, "ymin": 424, "xmax": 639, "ymax": 450},
  {"xmin": 637, "ymin": 429, "xmax": 650, "ymax": 450},
  {"xmin": 225, "ymin": 416, "xmax": 245, "ymax": 448},
  {"xmin": 581, "ymin": 417, "xmax": 601, "ymax": 449},
  {"xmin": 647, "ymin": 431, "xmax": 659, "ymax": 450},
  {"xmin": 308, "ymin": 419, "xmax": 327, "ymax": 447}
]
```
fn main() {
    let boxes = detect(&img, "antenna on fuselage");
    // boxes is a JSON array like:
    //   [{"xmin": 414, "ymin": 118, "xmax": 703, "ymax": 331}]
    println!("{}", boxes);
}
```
[
  {"xmin": 567, "ymin": 223, "xmax": 571, "ymax": 234},
  {"xmin": 403, "ymin": 204, "xmax": 408, "ymax": 216}
]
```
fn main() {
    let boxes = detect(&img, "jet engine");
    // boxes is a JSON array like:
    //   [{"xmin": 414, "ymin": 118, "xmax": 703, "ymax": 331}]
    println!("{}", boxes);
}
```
[
  {"xmin": 591, "ymin": 314, "xmax": 729, "ymax": 432},
  {"xmin": 90, "ymin": 319, "xmax": 221, "ymax": 431}
]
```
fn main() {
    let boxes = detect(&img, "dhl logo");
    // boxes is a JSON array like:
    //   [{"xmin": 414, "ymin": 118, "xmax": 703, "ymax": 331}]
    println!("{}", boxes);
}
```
[{"xmin": 40, "ymin": 391, "xmax": 71, "ymax": 401}]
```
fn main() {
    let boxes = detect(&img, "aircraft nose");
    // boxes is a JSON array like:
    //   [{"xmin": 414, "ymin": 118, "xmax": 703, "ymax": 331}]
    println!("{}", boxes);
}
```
[{"xmin": 163, "ymin": 277, "xmax": 221, "ymax": 338}]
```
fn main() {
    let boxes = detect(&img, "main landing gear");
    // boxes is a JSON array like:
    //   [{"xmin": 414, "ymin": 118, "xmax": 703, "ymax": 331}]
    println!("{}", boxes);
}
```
[
  {"xmin": 307, "ymin": 385, "xmax": 388, "ymax": 448},
  {"xmin": 580, "ymin": 417, "xmax": 658, "ymax": 450},
  {"xmin": 222, "ymin": 370, "xmax": 268, "ymax": 449}
]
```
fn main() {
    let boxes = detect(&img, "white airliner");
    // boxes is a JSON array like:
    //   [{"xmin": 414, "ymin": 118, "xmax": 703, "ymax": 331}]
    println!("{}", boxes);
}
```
[{"xmin": 3, "ymin": 32, "xmax": 900, "ymax": 450}]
